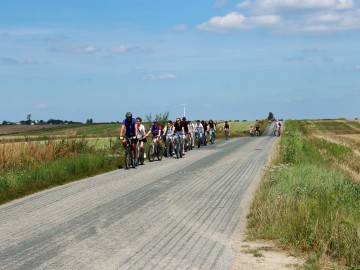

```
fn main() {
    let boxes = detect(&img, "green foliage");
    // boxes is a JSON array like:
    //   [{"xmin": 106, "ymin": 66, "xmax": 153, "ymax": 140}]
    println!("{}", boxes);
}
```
[
  {"xmin": 0, "ymin": 152, "xmax": 117, "ymax": 204},
  {"xmin": 248, "ymin": 120, "xmax": 360, "ymax": 267}
]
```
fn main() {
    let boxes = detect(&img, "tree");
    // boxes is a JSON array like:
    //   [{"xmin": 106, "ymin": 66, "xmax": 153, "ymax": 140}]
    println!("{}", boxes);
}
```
[
  {"xmin": 145, "ymin": 111, "xmax": 169, "ymax": 127},
  {"xmin": 267, "ymin": 112, "xmax": 274, "ymax": 121},
  {"xmin": 26, "ymin": 114, "xmax": 32, "ymax": 125},
  {"xmin": 86, "ymin": 119, "xmax": 93, "ymax": 124}
]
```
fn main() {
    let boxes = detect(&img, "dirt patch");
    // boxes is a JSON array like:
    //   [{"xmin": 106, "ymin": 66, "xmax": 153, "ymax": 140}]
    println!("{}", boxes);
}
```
[{"xmin": 232, "ymin": 238, "xmax": 305, "ymax": 270}]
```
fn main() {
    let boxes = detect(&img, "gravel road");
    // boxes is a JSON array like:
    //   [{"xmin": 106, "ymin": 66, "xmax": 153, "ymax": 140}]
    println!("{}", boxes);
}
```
[{"xmin": 0, "ymin": 125, "xmax": 277, "ymax": 270}]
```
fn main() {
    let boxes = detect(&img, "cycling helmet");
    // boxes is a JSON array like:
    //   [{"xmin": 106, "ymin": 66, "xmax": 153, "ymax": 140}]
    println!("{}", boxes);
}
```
[{"xmin": 125, "ymin": 112, "xmax": 132, "ymax": 118}]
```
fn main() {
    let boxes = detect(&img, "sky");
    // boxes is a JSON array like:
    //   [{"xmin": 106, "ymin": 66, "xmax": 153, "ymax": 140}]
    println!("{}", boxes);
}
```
[{"xmin": 1, "ymin": 0, "xmax": 359, "ymax": 123}]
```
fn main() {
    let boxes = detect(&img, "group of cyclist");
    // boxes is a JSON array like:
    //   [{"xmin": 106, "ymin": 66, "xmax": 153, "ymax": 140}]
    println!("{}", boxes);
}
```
[{"xmin": 119, "ymin": 112, "xmax": 223, "ymax": 165}]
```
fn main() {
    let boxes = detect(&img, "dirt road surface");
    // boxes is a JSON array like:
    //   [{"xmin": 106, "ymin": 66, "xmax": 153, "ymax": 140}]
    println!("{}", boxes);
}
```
[{"xmin": 0, "ymin": 128, "xmax": 278, "ymax": 270}]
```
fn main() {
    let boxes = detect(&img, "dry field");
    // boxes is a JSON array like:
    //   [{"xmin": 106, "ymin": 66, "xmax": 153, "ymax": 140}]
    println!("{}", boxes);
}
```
[
  {"xmin": 305, "ymin": 119, "xmax": 360, "ymax": 182},
  {"xmin": 0, "ymin": 124, "xmax": 71, "ymax": 135}
]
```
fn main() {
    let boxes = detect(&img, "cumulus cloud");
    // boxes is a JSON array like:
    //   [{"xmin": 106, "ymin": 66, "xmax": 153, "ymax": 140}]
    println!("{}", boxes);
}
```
[
  {"xmin": 238, "ymin": 0, "xmax": 355, "ymax": 14},
  {"xmin": 198, "ymin": 0, "xmax": 360, "ymax": 33},
  {"xmin": 142, "ymin": 74, "xmax": 178, "ymax": 81},
  {"xmin": 197, "ymin": 12, "xmax": 280, "ymax": 32}
]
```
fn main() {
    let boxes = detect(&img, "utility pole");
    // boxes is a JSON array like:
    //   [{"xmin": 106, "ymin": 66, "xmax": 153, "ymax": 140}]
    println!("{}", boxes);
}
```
[{"xmin": 180, "ymin": 104, "xmax": 186, "ymax": 117}]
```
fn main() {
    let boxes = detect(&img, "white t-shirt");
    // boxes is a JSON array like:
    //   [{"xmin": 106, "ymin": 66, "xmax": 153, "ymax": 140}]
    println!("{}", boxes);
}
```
[{"xmin": 137, "ymin": 124, "xmax": 145, "ymax": 139}]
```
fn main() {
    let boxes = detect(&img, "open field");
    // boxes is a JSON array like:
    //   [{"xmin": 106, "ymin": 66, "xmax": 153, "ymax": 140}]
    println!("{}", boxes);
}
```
[
  {"xmin": 247, "ymin": 119, "xmax": 360, "ymax": 269},
  {"xmin": 0, "ymin": 120, "xmax": 262, "ymax": 204}
]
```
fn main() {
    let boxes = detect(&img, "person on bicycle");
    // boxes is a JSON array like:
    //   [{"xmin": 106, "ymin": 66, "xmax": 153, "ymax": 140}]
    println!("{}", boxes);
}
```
[
  {"xmin": 276, "ymin": 121, "xmax": 282, "ymax": 136},
  {"xmin": 208, "ymin": 119, "xmax": 216, "ymax": 144},
  {"xmin": 223, "ymin": 121, "xmax": 230, "ymax": 138},
  {"xmin": 255, "ymin": 124, "xmax": 260, "ymax": 136},
  {"xmin": 188, "ymin": 120, "xmax": 195, "ymax": 148},
  {"xmin": 194, "ymin": 120, "xmax": 204, "ymax": 148},
  {"xmin": 145, "ymin": 120, "xmax": 163, "ymax": 148},
  {"xmin": 163, "ymin": 120, "xmax": 174, "ymax": 157},
  {"xmin": 120, "ymin": 112, "xmax": 138, "ymax": 160},
  {"xmin": 249, "ymin": 126, "xmax": 255, "ymax": 136},
  {"xmin": 174, "ymin": 117, "xmax": 185, "ymax": 155},
  {"xmin": 182, "ymin": 117, "xmax": 191, "ymax": 151},
  {"xmin": 136, "ymin": 117, "xmax": 146, "ymax": 156}
]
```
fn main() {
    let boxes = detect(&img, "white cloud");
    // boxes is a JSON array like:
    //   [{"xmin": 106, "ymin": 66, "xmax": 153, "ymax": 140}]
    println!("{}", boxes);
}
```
[
  {"xmin": 51, "ymin": 45, "xmax": 99, "ymax": 54},
  {"xmin": 199, "ymin": 0, "xmax": 360, "ymax": 33},
  {"xmin": 38, "ymin": 104, "xmax": 46, "ymax": 108},
  {"xmin": 143, "ymin": 74, "xmax": 178, "ymax": 81},
  {"xmin": 197, "ymin": 12, "xmax": 281, "ymax": 32},
  {"xmin": 108, "ymin": 44, "xmax": 128, "ymax": 53},
  {"xmin": 353, "ymin": 65, "xmax": 360, "ymax": 70},
  {"xmin": 239, "ymin": 0, "xmax": 355, "ymax": 14}
]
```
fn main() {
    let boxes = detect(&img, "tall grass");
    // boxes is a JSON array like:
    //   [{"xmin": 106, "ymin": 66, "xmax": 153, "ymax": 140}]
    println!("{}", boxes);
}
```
[
  {"xmin": 247, "ymin": 120, "xmax": 360, "ymax": 268},
  {"xmin": 0, "ymin": 152, "xmax": 118, "ymax": 204},
  {"xmin": 0, "ymin": 138, "xmax": 122, "ymax": 204}
]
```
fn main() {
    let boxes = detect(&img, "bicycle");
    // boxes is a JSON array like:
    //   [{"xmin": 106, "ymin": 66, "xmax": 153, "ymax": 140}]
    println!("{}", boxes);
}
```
[
  {"xmin": 224, "ymin": 129, "xmax": 230, "ymax": 140},
  {"xmin": 173, "ymin": 133, "xmax": 183, "ymax": 158},
  {"xmin": 148, "ymin": 136, "xmax": 163, "ymax": 162},
  {"xmin": 136, "ymin": 139, "xmax": 145, "ymax": 165},
  {"xmin": 203, "ymin": 131, "xmax": 207, "ymax": 146},
  {"xmin": 195, "ymin": 132, "xmax": 202, "ymax": 148},
  {"xmin": 120, "ymin": 136, "xmax": 137, "ymax": 169},
  {"xmin": 255, "ymin": 129, "xmax": 260, "ymax": 136},
  {"xmin": 274, "ymin": 129, "xmax": 281, "ymax": 137},
  {"xmin": 209, "ymin": 128, "xmax": 215, "ymax": 144},
  {"xmin": 165, "ymin": 135, "xmax": 174, "ymax": 157}
]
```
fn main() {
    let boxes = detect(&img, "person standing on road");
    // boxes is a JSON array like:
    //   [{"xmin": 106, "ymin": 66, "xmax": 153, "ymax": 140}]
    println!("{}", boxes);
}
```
[{"xmin": 120, "ymin": 112, "xmax": 138, "ymax": 160}]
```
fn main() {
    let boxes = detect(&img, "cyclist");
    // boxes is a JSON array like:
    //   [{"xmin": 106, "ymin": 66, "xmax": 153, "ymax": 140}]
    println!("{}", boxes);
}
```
[
  {"xmin": 120, "ymin": 112, "xmax": 138, "ymax": 163},
  {"xmin": 182, "ymin": 117, "xmax": 191, "ymax": 151},
  {"xmin": 208, "ymin": 119, "xmax": 216, "ymax": 144},
  {"xmin": 249, "ymin": 126, "xmax": 255, "ymax": 136},
  {"xmin": 136, "ymin": 117, "xmax": 147, "ymax": 157},
  {"xmin": 255, "ymin": 124, "xmax": 260, "ymax": 136},
  {"xmin": 145, "ymin": 120, "xmax": 163, "ymax": 148},
  {"xmin": 163, "ymin": 120, "xmax": 174, "ymax": 157},
  {"xmin": 223, "ymin": 121, "xmax": 230, "ymax": 139},
  {"xmin": 174, "ymin": 117, "xmax": 185, "ymax": 155},
  {"xmin": 202, "ymin": 120, "xmax": 208, "ymax": 146},
  {"xmin": 275, "ymin": 121, "xmax": 282, "ymax": 136},
  {"xmin": 194, "ymin": 120, "xmax": 204, "ymax": 148},
  {"xmin": 188, "ymin": 120, "xmax": 195, "ymax": 148}
]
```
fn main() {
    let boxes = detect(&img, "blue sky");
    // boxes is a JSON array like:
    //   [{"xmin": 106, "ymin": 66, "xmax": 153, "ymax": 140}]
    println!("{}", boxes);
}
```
[{"xmin": 1, "ymin": 0, "xmax": 359, "ymax": 123}]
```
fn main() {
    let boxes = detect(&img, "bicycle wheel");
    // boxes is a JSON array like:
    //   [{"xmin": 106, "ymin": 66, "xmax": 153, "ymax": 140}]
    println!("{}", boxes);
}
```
[
  {"xmin": 196, "ymin": 134, "xmax": 201, "ymax": 148},
  {"xmin": 125, "ymin": 148, "xmax": 132, "ymax": 169},
  {"xmin": 157, "ymin": 144, "xmax": 163, "ymax": 161},
  {"xmin": 174, "ymin": 139, "xmax": 179, "ymax": 159},
  {"xmin": 148, "ymin": 143, "xmax": 155, "ymax": 162},
  {"xmin": 177, "ymin": 139, "xmax": 182, "ymax": 158},
  {"xmin": 139, "ymin": 148, "xmax": 145, "ymax": 165},
  {"xmin": 210, "ymin": 132, "xmax": 214, "ymax": 144}
]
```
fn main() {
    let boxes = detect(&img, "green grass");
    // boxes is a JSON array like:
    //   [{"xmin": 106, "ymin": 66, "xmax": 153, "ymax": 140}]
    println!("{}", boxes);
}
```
[
  {"xmin": 247, "ymin": 120, "xmax": 360, "ymax": 268},
  {"xmin": 0, "ymin": 152, "xmax": 120, "ymax": 204}
]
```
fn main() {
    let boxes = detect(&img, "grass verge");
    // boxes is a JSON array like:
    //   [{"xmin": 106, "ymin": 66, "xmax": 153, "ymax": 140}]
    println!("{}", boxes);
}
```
[
  {"xmin": 0, "ymin": 152, "xmax": 120, "ymax": 204},
  {"xmin": 247, "ymin": 120, "xmax": 360, "ymax": 269}
]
